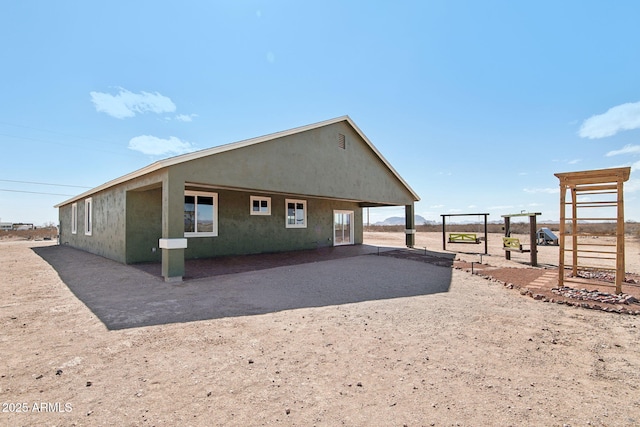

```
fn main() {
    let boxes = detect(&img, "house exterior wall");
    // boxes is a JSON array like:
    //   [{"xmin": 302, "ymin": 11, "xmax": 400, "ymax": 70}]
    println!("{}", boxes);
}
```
[
  {"xmin": 169, "ymin": 121, "xmax": 415, "ymax": 206},
  {"xmin": 125, "ymin": 187, "xmax": 163, "ymax": 263},
  {"xmin": 122, "ymin": 186, "xmax": 362, "ymax": 262},
  {"xmin": 58, "ymin": 170, "xmax": 166, "ymax": 263},
  {"xmin": 58, "ymin": 187, "xmax": 127, "ymax": 263},
  {"xmin": 185, "ymin": 190, "xmax": 362, "ymax": 259}
]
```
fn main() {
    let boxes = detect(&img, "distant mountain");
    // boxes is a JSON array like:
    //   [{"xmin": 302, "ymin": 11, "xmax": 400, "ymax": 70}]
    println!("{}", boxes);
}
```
[{"xmin": 373, "ymin": 215, "xmax": 430, "ymax": 226}]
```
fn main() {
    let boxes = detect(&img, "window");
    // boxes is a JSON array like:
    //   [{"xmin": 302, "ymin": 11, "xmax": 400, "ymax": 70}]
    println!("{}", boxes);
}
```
[
  {"xmin": 84, "ymin": 198, "xmax": 92, "ymax": 236},
  {"xmin": 184, "ymin": 191, "xmax": 218, "ymax": 237},
  {"xmin": 250, "ymin": 196, "xmax": 271, "ymax": 215},
  {"xmin": 285, "ymin": 199, "xmax": 307, "ymax": 228},
  {"xmin": 71, "ymin": 203, "xmax": 77, "ymax": 234}
]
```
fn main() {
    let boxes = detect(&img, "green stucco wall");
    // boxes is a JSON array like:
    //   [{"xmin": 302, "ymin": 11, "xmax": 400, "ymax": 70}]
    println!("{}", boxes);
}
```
[
  {"xmin": 170, "ymin": 121, "xmax": 416, "ymax": 206},
  {"xmin": 58, "ymin": 171, "xmax": 166, "ymax": 264},
  {"xmin": 58, "ymin": 188, "xmax": 127, "ymax": 263},
  {"xmin": 184, "ymin": 190, "xmax": 362, "ymax": 259},
  {"xmin": 120, "ymin": 186, "xmax": 362, "ymax": 261},
  {"xmin": 125, "ymin": 187, "xmax": 163, "ymax": 263}
]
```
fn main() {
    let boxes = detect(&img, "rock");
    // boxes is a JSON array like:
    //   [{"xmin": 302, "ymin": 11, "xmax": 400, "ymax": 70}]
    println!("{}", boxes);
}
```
[
  {"xmin": 533, "ymin": 294, "xmax": 544, "ymax": 300},
  {"xmin": 285, "ymin": 408, "xmax": 291, "ymax": 415}
]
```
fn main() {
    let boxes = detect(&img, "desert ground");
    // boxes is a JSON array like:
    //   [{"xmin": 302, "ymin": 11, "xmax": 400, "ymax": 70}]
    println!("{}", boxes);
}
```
[{"xmin": 1, "ymin": 232, "xmax": 639, "ymax": 426}]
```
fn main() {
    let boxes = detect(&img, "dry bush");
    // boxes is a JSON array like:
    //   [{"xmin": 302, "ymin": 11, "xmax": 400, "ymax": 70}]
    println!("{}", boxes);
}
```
[{"xmin": 0, "ymin": 226, "xmax": 58, "ymax": 241}]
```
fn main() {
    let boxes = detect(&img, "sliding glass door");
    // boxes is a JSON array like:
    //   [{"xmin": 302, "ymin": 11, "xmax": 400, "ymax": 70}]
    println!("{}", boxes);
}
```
[{"xmin": 334, "ymin": 210, "xmax": 354, "ymax": 246}]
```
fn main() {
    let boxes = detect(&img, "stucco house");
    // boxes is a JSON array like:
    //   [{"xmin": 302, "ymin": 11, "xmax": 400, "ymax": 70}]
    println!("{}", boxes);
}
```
[{"xmin": 55, "ymin": 116, "xmax": 420, "ymax": 281}]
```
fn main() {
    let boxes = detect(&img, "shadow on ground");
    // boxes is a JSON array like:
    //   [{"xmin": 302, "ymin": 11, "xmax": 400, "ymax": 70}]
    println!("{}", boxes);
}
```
[{"xmin": 33, "ymin": 245, "xmax": 454, "ymax": 330}]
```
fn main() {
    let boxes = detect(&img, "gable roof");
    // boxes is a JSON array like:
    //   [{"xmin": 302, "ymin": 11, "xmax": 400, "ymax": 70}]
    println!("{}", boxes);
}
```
[{"xmin": 55, "ymin": 115, "xmax": 419, "ymax": 207}]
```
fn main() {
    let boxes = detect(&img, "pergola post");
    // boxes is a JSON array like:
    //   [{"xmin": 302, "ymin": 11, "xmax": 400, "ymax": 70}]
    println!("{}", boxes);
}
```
[
  {"xmin": 530, "ymin": 214, "xmax": 538, "ymax": 267},
  {"xmin": 502, "ymin": 212, "xmax": 541, "ymax": 266},
  {"xmin": 503, "ymin": 216, "xmax": 511, "ymax": 261}
]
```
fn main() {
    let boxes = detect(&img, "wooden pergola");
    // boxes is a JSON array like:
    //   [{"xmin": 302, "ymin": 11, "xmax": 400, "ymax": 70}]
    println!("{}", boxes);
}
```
[{"xmin": 554, "ymin": 167, "xmax": 631, "ymax": 293}]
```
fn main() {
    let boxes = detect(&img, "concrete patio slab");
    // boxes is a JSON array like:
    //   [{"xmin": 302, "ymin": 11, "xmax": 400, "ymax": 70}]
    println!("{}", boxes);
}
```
[{"xmin": 33, "ymin": 245, "xmax": 453, "ymax": 330}]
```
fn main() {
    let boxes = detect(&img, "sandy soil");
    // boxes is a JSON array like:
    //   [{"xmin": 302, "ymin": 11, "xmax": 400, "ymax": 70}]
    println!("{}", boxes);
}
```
[{"xmin": 1, "ymin": 236, "xmax": 640, "ymax": 426}]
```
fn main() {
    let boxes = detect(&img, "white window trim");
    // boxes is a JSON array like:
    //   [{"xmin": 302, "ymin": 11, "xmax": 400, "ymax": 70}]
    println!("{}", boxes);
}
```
[
  {"xmin": 184, "ymin": 190, "xmax": 218, "ymax": 237},
  {"xmin": 84, "ymin": 198, "xmax": 92, "ymax": 236},
  {"xmin": 250, "ymin": 195, "xmax": 271, "ymax": 216},
  {"xmin": 71, "ymin": 203, "xmax": 77, "ymax": 234},
  {"xmin": 285, "ymin": 199, "xmax": 307, "ymax": 229}
]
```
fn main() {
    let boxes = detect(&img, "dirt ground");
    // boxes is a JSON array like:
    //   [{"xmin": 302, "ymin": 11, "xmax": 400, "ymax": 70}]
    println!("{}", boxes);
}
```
[{"xmin": 1, "ymin": 234, "xmax": 640, "ymax": 426}]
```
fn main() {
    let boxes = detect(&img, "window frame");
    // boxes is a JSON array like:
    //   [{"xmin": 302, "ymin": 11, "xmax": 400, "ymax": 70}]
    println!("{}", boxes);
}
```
[
  {"xmin": 285, "ymin": 199, "xmax": 307, "ymax": 229},
  {"xmin": 184, "ymin": 190, "xmax": 218, "ymax": 237},
  {"xmin": 71, "ymin": 202, "xmax": 78, "ymax": 234},
  {"xmin": 84, "ymin": 198, "xmax": 92, "ymax": 236},
  {"xmin": 250, "ymin": 195, "xmax": 271, "ymax": 216}
]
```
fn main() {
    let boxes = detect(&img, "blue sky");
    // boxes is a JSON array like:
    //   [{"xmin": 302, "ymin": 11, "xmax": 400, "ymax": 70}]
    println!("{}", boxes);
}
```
[{"xmin": 1, "ymin": 0, "xmax": 639, "ymax": 226}]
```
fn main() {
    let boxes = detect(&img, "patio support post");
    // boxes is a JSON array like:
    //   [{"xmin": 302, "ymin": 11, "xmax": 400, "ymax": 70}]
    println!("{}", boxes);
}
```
[
  {"xmin": 405, "ymin": 203, "xmax": 415, "ymax": 248},
  {"xmin": 160, "ymin": 175, "xmax": 186, "ymax": 282}
]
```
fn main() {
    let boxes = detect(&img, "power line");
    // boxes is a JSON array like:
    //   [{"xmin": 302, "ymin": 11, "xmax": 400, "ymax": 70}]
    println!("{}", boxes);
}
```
[
  {"xmin": 0, "ymin": 188, "xmax": 74, "ymax": 197},
  {"xmin": 0, "ymin": 120, "xmax": 122, "ymax": 146},
  {"xmin": 0, "ymin": 132, "xmax": 128, "ymax": 156},
  {"xmin": 0, "ymin": 179, "xmax": 92, "ymax": 189}
]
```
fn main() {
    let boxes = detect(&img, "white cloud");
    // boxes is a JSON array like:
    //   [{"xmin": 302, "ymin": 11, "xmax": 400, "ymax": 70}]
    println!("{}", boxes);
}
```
[
  {"xmin": 128, "ymin": 135, "xmax": 196, "ymax": 156},
  {"xmin": 430, "ymin": 204, "xmax": 444, "ymax": 209},
  {"xmin": 175, "ymin": 114, "xmax": 198, "ymax": 122},
  {"xmin": 90, "ymin": 88, "xmax": 176, "ymax": 119},
  {"xmin": 606, "ymin": 144, "xmax": 640, "ymax": 157},
  {"xmin": 523, "ymin": 187, "xmax": 559, "ymax": 194},
  {"xmin": 487, "ymin": 205, "xmax": 514, "ymax": 210},
  {"xmin": 626, "ymin": 177, "xmax": 640, "ymax": 192},
  {"xmin": 568, "ymin": 158, "xmax": 581, "ymax": 164},
  {"xmin": 579, "ymin": 101, "xmax": 640, "ymax": 139}
]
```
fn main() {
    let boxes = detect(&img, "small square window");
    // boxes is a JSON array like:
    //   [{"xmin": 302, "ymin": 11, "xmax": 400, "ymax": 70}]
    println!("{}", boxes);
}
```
[
  {"xmin": 285, "ymin": 199, "xmax": 307, "ymax": 228},
  {"xmin": 250, "ymin": 196, "xmax": 271, "ymax": 216}
]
